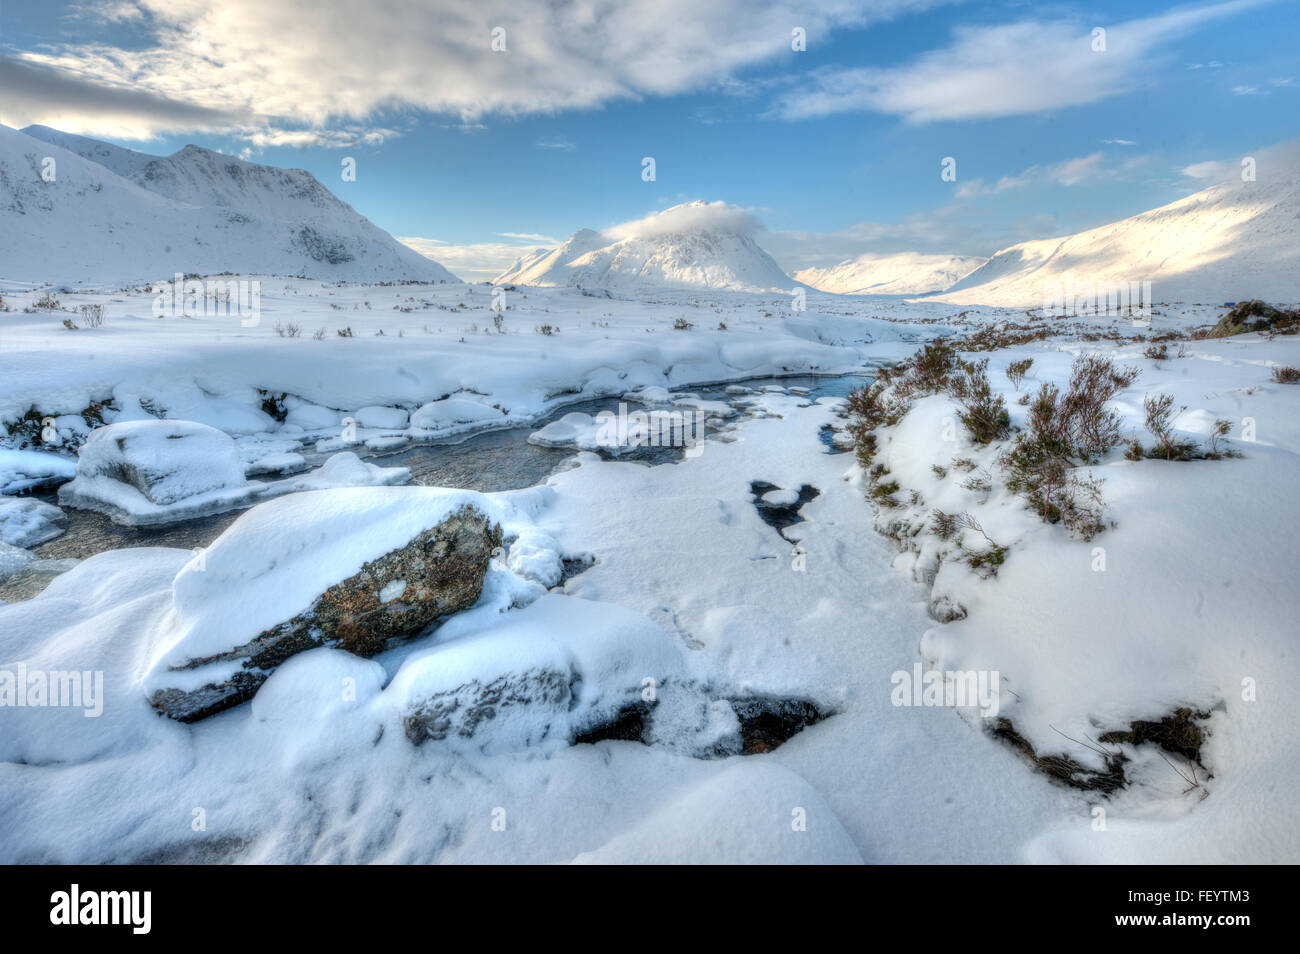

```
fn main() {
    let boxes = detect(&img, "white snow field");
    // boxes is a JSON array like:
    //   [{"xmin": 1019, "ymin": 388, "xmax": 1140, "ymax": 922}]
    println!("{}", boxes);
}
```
[
  {"xmin": 0, "ymin": 269, "xmax": 1297, "ymax": 863},
  {"xmin": 2, "ymin": 123, "xmax": 1298, "ymax": 864}
]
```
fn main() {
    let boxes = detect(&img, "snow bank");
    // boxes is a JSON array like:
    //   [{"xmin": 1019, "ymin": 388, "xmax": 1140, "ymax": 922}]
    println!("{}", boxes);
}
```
[
  {"xmin": 0, "ymin": 548, "xmax": 190, "ymax": 764},
  {"xmin": 0, "ymin": 449, "xmax": 77, "ymax": 494},
  {"xmin": 573, "ymin": 761, "xmax": 863, "ymax": 864}
]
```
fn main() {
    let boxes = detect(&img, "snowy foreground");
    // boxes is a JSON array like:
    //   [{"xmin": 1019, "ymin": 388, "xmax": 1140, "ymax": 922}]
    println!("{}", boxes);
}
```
[{"xmin": 1, "ymin": 279, "xmax": 1297, "ymax": 863}]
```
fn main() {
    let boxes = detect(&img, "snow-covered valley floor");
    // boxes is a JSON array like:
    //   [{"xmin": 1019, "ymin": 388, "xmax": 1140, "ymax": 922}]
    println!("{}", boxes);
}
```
[{"xmin": 1, "ymin": 280, "xmax": 1297, "ymax": 863}]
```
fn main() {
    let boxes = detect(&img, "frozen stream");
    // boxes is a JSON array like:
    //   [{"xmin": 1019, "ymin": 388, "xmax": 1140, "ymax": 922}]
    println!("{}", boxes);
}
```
[{"xmin": 1, "ymin": 373, "xmax": 870, "ymax": 602}]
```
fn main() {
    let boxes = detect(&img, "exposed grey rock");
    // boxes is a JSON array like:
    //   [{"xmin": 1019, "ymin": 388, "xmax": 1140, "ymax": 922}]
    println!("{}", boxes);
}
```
[{"xmin": 150, "ymin": 504, "xmax": 501, "ymax": 722}]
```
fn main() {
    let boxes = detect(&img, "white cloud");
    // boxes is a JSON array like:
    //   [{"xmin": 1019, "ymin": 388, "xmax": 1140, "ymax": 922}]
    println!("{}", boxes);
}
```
[
  {"xmin": 770, "ymin": 0, "xmax": 1273, "ymax": 122},
  {"xmin": 604, "ymin": 201, "xmax": 764, "ymax": 241},
  {"xmin": 1104, "ymin": 138, "xmax": 1137, "ymax": 145},
  {"xmin": 497, "ymin": 232, "xmax": 561, "ymax": 243},
  {"xmin": 955, "ymin": 152, "xmax": 1111, "ymax": 197},
  {"xmin": 1181, "ymin": 159, "xmax": 1233, "ymax": 179},
  {"xmin": 1051, "ymin": 152, "xmax": 1107, "ymax": 186},
  {"xmin": 5, "ymin": 0, "xmax": 941, "ymax": 142}
]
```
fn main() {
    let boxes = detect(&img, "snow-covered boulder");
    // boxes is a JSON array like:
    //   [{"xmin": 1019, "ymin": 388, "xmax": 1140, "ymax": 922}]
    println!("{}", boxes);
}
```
[
  {"xmin": 528, "ymin": 412, "xmax": 602, "ymax": 450},
  {"xmin": 621, "ymin": 386, "xmax": 671, "ymax": 405},
  {"xmin": 388, "ymin": 594, "xmax": 684, "ymax": 753},
  {"xmin": 146, "ymin": 487, "xmax": 502, "ymax": 721},
  {"xmin": 58, "ymin": 420, "xmax": 262, "ymax": 525},
  {"xmin": 409, "ymin": 398, "xmax": 504, "ymax": 436},
  {"xmin": 277, "ymin": 452, "xmax": 408, "ymax": 491},
  {"xmin": 284, "ymin": 400, "xmax": 341, "ymax": 431},
  {"xmin": 0, "ymin": 496, "xmax": 66, "ymax": 548},
  {"xmin": 352, "ymin": 405, "xmax": 409, "ymax": 430}
]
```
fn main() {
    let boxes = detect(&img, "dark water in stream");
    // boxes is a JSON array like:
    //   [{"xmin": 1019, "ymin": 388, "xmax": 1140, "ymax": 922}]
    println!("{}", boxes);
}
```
[{"xmin": 1, "ymin": 373, "xmax": 871, "ymax": 602}]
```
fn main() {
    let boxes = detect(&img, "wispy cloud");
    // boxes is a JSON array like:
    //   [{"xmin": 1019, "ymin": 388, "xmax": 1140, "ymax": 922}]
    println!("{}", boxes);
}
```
[
  {"xmin": 497, "ymin": 232, "xmax": 561, "ymax": 243},
  {"xmin": 770, "ymin": 0, "xmax": 1273, "ymax": 123},
  {"xmin": 955, "ymin": 152, "xmax": 1114, "ymax": 198},
  {"xmin": 534, "ymin": 136, "xmax": 576, "ymax": 152}
]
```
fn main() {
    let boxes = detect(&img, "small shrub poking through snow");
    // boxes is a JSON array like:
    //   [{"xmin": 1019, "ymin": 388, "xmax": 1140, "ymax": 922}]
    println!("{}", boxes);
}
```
[
  {"xmin": 930, "ymin": 510, "xmax": 1008, "ymax": 578},
  {"xmin": 948, "ymin": 358, "xmax": 1010, "ymax": 444},
  {"xmin": 1006, "ymin": 358, "xmax": 1033, "ymax": 390},
  {"xmin": 1272, "ymin": 366, "xmax": 1300, "ymax": 384},
  {"xmin": 996, "ymin": 356, "xmax": 1137, "ymax": 535},
  {"xmin": 1142, "ymin": 393, "xmax": 1193, "ymax": 461}
]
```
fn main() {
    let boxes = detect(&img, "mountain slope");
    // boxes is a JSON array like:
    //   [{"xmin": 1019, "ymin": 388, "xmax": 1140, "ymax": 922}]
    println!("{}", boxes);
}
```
[
  {"xmin": 495, "ymin": 228, "xmax": 609, "ymax": 285},
  {"xmin": 936, "ymin": 168, "xmax": 1300, "ymax": 306},
  {"xmin": 4, "ymin": 125, "xmax": 459, "ymax": 284},
  {"xmin": 795, "ymin": 252, "xmax": 986, "ymax": 296},
  {"xmin": 20, "ymin": 124, "xmax": 160, "ymax": 178},
  {"xmin": 494, "ymin": 206, "xmax": 795, "ymax": 293}
]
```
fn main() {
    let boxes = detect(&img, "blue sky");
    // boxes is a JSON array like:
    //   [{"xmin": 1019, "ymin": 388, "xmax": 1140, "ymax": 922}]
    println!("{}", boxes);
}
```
[{"xmin": 1, "ymin": 0, "xmax": 1297, "ymax": 278}]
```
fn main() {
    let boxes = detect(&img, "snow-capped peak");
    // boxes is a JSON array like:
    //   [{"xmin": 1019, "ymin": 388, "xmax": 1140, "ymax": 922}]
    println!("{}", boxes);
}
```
[{"xmin": 493, "ymin": 201, "xmax": 794, "ymax": 293}]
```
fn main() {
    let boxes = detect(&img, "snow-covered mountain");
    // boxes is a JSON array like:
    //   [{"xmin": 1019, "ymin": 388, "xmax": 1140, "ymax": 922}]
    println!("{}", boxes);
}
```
[
  {"xmin": 935, "ymin": 165, "xmax": 1300, "ymax": 306},
  {"xmin": 3, "ymin": 124, "xmax": 459, "ymax": 284},
  {"xmin": 495, "ymin": 228, "xmax": 609, "ymax": 286},
  {"xmin": 494, "ymin": 202, "xmax": 796, "ymax": 293},
  {"xmin": 795, "ymin": 252, "xmax": 987, "ymax": 296}
]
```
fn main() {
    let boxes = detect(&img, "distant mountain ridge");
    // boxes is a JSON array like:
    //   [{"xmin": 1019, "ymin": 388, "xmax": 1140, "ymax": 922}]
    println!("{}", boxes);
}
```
[
  {"xmin": 934, "ymin": 158, "xmax": 1300, "ymax": 306},
  {"xmin": 2, "ymin": 124, "xmax": 459, "ymax": 284}
]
